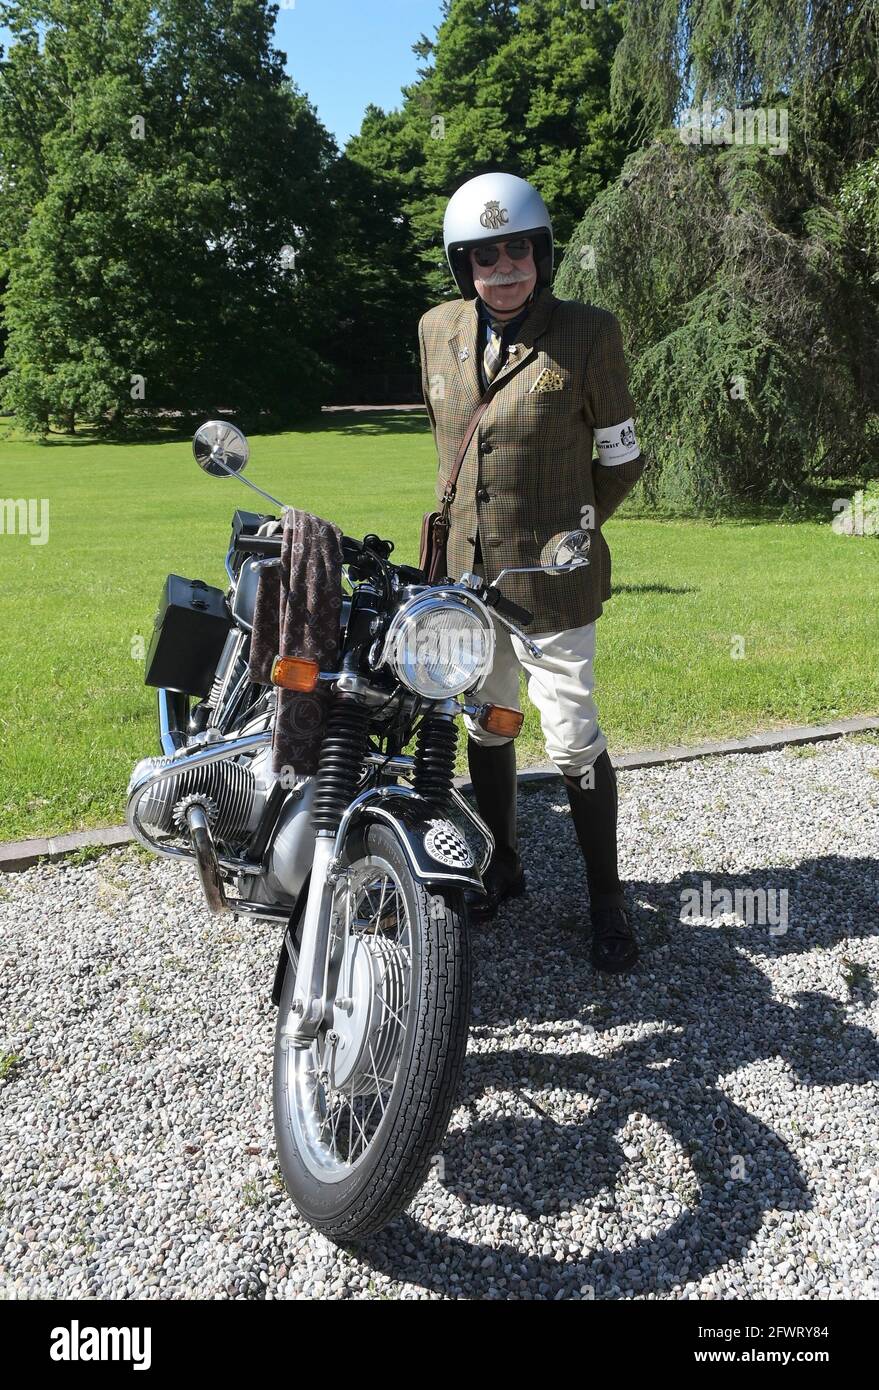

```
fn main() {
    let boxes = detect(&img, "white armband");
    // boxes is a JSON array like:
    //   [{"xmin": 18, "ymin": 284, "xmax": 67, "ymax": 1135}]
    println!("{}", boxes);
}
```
[{"xmin": 593, "ymin": 418, "xmax": 640, "ymax": 465}]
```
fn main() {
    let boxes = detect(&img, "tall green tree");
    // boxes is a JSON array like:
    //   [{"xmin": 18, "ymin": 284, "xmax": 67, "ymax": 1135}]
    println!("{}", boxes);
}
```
[
  {"xmin": 612, "ymin": 0, "xmax": 879, "ymax": 168},
  {"xmin": 558, "ymin": 136, "xmax": 879, "ymax": 509},
  {"xmin": 320, "ymin": 135, "xmax": 431, "ymax": 402},
  {"xmin": 341, "ymin": 0, "xmax": 636, "ymax": 376},
  {"xmin": 0, "ymin": 0, "xmax": 341, "ymax": 433},
  {"xmin": 555, "ymin": 0, "xmax": 879, "ymax": 509}
]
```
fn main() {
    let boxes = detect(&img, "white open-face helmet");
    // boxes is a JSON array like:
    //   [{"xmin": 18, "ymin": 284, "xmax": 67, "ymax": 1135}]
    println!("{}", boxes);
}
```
[{"xmin": 443, "ymin": 171, "xmax": 554, "ymax": 299}]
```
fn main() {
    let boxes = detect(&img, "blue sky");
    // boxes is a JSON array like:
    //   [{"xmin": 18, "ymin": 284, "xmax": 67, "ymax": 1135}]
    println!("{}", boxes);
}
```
[
  {"xmin": 275, "ymin": 0, "xmax": 445, "ymax": 146},
  {"xmin": 0, "ymin": 0, "xmax": 446, "ymax": 149}
]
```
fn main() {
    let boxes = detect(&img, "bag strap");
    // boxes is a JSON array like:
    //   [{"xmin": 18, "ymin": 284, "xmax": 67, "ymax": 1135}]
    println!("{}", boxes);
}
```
[{"xmin": 439, "ymin": 378, "xmax": 502, "ymax": 511}]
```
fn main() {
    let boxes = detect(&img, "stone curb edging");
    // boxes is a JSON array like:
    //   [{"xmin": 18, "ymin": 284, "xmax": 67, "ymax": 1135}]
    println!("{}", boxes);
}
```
[
  {"xmin": 2, "ymin": 715, "xmax": 877, "ymax": 874},
  {"xmin": 0, "ymin": 825, "xmax": 135, "ymax": 874},
  {"xmin": 512, "ymin": 714, "xmax": 879, "ymax": 782}
]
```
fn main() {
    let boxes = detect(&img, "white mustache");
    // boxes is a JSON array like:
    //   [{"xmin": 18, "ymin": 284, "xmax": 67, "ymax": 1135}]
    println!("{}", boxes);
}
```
[{"xmin": 477, "ymin": 268, "xmax": 532, "ymax": 286}]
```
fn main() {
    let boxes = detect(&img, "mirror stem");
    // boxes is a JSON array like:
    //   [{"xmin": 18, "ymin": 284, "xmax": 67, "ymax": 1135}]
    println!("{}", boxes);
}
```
[{"xmin": 210, "ymin": 457, "xmax": 290, "ymax": 512}]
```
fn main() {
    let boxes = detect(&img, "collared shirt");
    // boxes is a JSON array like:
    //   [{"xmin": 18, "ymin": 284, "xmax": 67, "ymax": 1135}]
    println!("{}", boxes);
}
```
[{"xmin": 476, "ymin": 293, "xmax": 535, "ymax": 393}]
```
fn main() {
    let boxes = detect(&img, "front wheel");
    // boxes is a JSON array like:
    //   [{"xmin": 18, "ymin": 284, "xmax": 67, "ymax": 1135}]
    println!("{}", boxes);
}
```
[{"xmin": 273, "ymin": 822, "xmax": 471, "ymax": 1241}]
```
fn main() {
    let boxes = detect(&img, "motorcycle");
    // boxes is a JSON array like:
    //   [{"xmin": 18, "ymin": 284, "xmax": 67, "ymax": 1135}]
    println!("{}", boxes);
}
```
[{"xmin": 126, "ymin": 418, "xmax": 590, "ymax": 1240}]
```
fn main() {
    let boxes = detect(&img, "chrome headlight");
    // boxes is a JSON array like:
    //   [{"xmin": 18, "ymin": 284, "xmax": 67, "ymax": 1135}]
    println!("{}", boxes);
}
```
[{"xmin": 379, "ymin": 592, "xmax": 495, "ymax": 698}]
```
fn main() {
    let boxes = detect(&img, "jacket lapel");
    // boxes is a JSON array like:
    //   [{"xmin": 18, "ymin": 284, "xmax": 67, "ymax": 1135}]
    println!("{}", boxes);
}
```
[{"xmin": 447, "ymin": 298, "xmax": 482, "ymax": 413}]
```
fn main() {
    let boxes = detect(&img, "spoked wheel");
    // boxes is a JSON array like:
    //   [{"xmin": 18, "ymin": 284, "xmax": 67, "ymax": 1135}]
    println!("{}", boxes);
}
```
[{"xmin": 273, "ymin": 822, "xmax": 471, "ymax": 1240}]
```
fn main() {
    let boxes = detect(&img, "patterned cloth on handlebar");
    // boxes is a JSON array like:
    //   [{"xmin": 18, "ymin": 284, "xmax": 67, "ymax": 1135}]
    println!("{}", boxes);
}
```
[{"xmin": 248, "ymin": 508, "xmax": 345, "ymax": 776}]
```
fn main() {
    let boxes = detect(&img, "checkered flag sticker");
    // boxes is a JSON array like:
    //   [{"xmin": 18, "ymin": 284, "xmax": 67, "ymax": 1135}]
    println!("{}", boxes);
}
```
[{"xmin": 423, "ymin": 818, "xmax": 476, "ymax": 868}]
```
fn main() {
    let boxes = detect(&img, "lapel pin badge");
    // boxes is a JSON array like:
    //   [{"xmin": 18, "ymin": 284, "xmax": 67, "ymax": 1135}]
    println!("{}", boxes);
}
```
[{"xmin": 459, "ymin": 347, "xmax": 470, "ymax": 361}]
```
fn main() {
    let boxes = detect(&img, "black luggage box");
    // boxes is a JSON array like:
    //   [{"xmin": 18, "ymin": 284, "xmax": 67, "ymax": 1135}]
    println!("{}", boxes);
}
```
[{"xmin": 145, "ymin": 574, "xmax": 233, "ymax": 697}]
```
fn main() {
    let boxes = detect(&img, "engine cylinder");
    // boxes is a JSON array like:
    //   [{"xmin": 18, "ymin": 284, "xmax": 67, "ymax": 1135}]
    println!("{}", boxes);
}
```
[{"xmin": 129, "ymin": 755, "xmax": 265, "ymax": 843}]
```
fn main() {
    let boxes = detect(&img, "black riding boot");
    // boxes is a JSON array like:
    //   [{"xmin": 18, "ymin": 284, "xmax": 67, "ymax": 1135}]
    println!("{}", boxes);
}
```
[
  {"xmin": 562, "ymin": 749, "xmax": 639, "ymax": 972},
  {"xmin": 464, "ymin": 736, "xmax": 526, "ymax": 922}
]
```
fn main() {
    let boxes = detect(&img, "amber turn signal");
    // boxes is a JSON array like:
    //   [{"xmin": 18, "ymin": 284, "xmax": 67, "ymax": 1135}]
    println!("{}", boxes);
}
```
[
  {"xmin": 478, "ymin": 704, "xmax": 524, "ymax": 737},
  {"xmin": 271, "ymin": 656, "xmax": 320, "ymax": 692}
]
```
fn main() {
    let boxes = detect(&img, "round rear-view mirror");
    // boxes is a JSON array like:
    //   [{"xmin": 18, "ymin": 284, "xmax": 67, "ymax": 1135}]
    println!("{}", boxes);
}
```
[
  {"xmin": 193, "ymin": 420, "xmax": 250, "ymax": 478},
  {"xmin": 551, "ymin": 528, "xmax": 591, "ymax": 567}
]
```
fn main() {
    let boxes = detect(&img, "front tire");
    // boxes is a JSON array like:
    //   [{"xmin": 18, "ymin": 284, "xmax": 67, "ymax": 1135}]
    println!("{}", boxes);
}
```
[{"xmin": 273, "ymin": 822, "xmax": 471, "ymax": 1241}]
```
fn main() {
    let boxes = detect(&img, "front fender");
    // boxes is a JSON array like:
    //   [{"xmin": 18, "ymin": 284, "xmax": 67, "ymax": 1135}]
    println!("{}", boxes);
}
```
[
  {"xmin": 343, "ymin": 791, "xmax": 489, "ymax": 893},
  {"xmin": 270, "ymin": 791, "xmax": 491, "ymax": 1006}
]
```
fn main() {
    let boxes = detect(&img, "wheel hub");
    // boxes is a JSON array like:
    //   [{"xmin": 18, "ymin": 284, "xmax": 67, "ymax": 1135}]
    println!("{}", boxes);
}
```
[{"xmin": 326, "ymin": 932, "xmax": 409, "ymax": 1095}]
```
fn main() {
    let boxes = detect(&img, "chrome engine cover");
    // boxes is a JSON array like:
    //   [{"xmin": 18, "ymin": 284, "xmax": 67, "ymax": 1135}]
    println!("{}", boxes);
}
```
[
  {"xmin": 262, "ymin": 777, "xmax": 318, "ymax": 900},
  {"xmin": 128, "ymin": 739, "xmax": 278, "ymax": 845}
]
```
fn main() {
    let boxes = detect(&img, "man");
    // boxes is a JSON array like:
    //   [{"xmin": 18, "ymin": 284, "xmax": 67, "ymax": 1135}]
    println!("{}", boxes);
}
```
[{"xmin": 418, "ymin": 171, "xmax": 646, "ymax": 973}]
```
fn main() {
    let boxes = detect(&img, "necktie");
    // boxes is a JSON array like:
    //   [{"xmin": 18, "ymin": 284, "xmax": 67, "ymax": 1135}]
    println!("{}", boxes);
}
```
[{"xmin": 482, "ymin": 325, "xmax": 504, "ymax": 386}]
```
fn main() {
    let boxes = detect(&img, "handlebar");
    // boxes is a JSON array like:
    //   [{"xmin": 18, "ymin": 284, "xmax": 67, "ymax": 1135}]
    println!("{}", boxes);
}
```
[
  {"xmin": 234, "ymin": 534, "xmax": 284, "ymax": 557},
  {"xmin": 483, "ymin": 589, "xmax": 534, "ymax": 627},
  {"xmin": 233, "ymin": 530, "xmax": 535, "ymax": 625},
  {"xmin": 234, "ymin": 532, "xmax": 378, "ymax": 565}
]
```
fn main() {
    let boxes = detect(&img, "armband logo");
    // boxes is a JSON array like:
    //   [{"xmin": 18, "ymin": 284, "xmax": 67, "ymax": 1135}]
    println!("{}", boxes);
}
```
[{"xmin": 593, "ymin": 417, "xmax": 640, "ymax": 464}]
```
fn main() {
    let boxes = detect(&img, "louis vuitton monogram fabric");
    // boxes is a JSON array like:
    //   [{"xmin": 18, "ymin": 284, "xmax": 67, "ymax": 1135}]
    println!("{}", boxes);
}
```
[
  {"xmin": 418, "ymin": 286, "xmax": 646, "ymax": 632},
  {"xmin": 248, "ymin": 508, "xmax": 344, "ymax": 776}
]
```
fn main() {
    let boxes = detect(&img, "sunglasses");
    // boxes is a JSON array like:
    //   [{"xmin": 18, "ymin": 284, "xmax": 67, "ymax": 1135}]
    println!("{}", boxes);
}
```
[{"xmin": 471, "ymin": 238, "xmax": 533, "ymax": 267}]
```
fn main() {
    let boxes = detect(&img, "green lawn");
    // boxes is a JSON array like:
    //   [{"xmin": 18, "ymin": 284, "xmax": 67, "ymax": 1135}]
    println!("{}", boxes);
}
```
[{"xmin": 1, "ymin": 411, "xmax": 877, "ymax": 841}]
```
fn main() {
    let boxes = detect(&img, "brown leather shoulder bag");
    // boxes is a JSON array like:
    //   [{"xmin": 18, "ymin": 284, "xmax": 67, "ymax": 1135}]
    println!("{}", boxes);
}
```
[{"xmin": 418, "ymin": 389, "xmax": 497, "ymax": 583}]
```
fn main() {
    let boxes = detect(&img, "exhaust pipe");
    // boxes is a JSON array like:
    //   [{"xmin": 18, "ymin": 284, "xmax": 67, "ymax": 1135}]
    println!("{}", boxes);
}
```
[{"xmin": 185, "ymin": 802, "xmax": 228, "ymax": 913}]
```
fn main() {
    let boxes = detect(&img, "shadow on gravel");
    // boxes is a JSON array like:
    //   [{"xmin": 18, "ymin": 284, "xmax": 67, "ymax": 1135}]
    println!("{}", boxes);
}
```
[{"xmin": 358, "ymin": 852, "xmax": 879, "ymax": 1299}]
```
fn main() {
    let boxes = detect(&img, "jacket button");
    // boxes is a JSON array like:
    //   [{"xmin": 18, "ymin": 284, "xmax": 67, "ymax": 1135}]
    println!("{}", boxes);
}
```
[
  {"xmin": 476, "ymin": 487, "xmax": 490, "ymax": 502},
  {"xmin": 479, "ymin": 441, "xmax": 493, "ymax": 454}
]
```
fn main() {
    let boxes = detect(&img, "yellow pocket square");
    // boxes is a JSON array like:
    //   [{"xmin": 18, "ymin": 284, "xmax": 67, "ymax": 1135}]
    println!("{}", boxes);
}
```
[{"xmin": 528, "ymin": 368, "xmax": 566, "ymax": 393}]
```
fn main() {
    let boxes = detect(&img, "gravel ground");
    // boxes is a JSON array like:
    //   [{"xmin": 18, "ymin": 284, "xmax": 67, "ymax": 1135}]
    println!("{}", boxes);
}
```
[{"xmin": 1, "ymin": 734, "xmax": 877, "ymax": 1301}]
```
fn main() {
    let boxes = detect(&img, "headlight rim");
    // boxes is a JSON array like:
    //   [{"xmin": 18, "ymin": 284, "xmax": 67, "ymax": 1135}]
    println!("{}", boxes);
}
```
[{"xmin": 379, "ymin": 589, "xmax": 496, "ymax": 698}]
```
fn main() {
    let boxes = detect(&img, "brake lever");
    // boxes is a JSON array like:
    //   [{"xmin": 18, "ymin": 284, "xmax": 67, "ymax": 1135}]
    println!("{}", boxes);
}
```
[{"xmin": 491, "ymin": 612, "xmax": 544, "ymax": 658}]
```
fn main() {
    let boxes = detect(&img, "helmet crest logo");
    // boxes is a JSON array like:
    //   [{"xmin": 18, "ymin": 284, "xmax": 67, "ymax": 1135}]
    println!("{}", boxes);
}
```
[{"xmin": 479, "ymin": 200, "xmax": 509, "ymax": 231}]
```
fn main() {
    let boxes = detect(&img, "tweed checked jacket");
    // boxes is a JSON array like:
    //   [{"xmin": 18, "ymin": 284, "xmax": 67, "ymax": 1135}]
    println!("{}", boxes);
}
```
[{"xmin": 418, "ymin": 285, "xmax": 646, "ymax": 632}]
